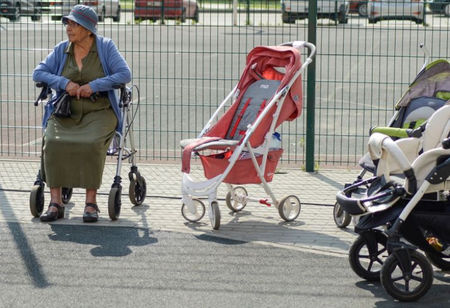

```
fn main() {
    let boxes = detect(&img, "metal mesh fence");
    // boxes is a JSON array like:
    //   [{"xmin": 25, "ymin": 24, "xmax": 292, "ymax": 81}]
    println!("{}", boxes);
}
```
[{"xmin": 0, "ymin": 0, "xmax": 449, "ymax": 168}]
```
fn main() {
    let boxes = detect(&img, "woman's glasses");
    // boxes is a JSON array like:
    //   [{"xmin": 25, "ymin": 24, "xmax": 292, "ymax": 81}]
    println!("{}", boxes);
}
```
[{"xmin": 63, "ymin": 20, "xmax": 80, "ymax": 28}]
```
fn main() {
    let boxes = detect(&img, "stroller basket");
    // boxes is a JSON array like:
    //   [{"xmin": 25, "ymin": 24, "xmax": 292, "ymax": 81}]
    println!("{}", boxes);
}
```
[{"xmin": 200, "ymin": 148, "xmax": 283, "ymax": 184}]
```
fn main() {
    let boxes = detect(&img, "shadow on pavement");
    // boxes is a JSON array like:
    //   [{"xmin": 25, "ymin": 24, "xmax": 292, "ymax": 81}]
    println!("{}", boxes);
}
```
[
  {"xmin": 184, "ymin": 209, "xmax": 350, "ymax": 251},
  {"xmin": 194, "ymin": 233, "xmax": 247, "ymax": 245},
  {"xmin": 0, "ymin": 185, "xmax": 50, "ymax": 288},
  {"xmin": 313, "ymin": 172, "xmax": 349, "ymax": 191},
  {"xmin": 49, "ymin": 224, "xmax": 158, "ymax": 257}
]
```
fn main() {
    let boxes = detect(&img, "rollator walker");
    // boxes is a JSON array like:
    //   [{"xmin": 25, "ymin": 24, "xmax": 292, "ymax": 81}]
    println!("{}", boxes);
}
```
[{"xmin": 30, "ymin": 83, "xmax": 147, "ymax": 220}]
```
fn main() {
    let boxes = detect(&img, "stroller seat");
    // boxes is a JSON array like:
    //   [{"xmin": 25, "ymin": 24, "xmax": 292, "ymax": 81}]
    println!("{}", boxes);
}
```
[
  {"xmin": 225, "ymin": 79, "xmax": 281, "ymax": 140},
  {"xmin": 181, "ymin": 69, "xmax": 285, "ymax": 175},
  {"xmin": 372, "ymin": 104, "xmax": 450, "ymax": 190}
]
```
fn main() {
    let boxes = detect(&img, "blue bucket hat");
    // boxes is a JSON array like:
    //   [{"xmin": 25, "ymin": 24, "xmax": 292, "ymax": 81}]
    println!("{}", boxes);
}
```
[{"xmin": 62, "ymin": 5, "xmax": 98, "ymax": 35}]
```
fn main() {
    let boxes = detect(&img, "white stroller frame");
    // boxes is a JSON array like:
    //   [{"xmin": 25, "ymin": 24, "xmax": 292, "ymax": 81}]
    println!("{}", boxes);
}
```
[
  {"xmin": 181, "ymin": 41, "xmax": 316, "ymax": 230},
  {"xmin": 29, "ymin": 83, "xmax": 147, "ymax": 221}
]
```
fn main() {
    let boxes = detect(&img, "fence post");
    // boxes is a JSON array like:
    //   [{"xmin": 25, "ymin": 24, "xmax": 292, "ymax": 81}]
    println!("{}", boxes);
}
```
[
  {"xmin": 305, "ymin": 0, "xmax": 317, "ymax": 172},
  {"xmin": 246, "ymin": 0, "xmax": 250, "ymax": 25},
  {"xmin": 161, "ymin": 0, "xmax": 165, "ymax": 24}
]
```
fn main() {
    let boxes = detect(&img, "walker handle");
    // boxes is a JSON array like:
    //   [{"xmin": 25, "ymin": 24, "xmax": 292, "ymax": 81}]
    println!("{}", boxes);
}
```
[{"xmin": 34, "ymin": 82, "xmax": 51, "ymax": 106}]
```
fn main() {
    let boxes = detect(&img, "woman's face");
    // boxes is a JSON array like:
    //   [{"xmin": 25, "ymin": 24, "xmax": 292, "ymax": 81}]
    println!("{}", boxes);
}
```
[{"xmin": 64, "ymin": 20, "xmax": 92, "ymax": 44}]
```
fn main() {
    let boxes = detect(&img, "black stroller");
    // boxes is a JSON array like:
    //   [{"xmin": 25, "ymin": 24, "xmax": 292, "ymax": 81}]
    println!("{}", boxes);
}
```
[
  {"xmin": 30, "ymin": 83, "xmax": 147, "ymax": 220},
  {"xmin": 336, "ymin": 104, "xmax": 450, "ymax": 301},
  {"xmin": 334, "ymin": 58, "xmax": 450, "ymax": 228}
]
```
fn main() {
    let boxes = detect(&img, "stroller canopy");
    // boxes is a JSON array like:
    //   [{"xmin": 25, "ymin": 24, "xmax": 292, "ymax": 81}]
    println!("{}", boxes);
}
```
[
  {"xmin": 205, "ymin": 45, "xmax": 303, "ymax": 147},
  {"xmin": 397, "ymin": 59, "xmax": 450, "ymax": 108}
]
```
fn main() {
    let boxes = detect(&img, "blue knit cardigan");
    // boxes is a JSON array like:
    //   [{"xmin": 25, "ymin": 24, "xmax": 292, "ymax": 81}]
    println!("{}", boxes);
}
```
[{"xmin": 32, "ymin": 35, "xmax": 132, "ymax": 131}]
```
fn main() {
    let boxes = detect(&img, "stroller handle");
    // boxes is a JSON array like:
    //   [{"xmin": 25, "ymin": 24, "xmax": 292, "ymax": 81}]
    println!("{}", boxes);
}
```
[
  {"xmin": 281, "ymin": 41, "xmax": 316, "ymax": 59},
  {"xmin": 419, "ymin": 43, "xmax": 430, "ymax": 71},
  {"xmin": 336, "ymin": 180, "xmax": 405, "ymax": 215}
]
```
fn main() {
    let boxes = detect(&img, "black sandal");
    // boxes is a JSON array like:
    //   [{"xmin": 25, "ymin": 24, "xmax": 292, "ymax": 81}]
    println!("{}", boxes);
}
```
[
  {"xmin": 40, "ymin": 203, "xmax": 65, "ymax": 222},
  {"xmin": 83, "ymin": 203, "xmax": 100, "ymax": 223}
]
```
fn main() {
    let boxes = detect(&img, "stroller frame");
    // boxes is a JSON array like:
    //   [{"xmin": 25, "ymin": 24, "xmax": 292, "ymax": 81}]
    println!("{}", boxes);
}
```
[
  {"xmin": 181, "ymin": 41, "xmax": 316, "ymax": 230},
  {"xmin": 30, "ymin": 83, "xmax": 147, "ymax": 221}
]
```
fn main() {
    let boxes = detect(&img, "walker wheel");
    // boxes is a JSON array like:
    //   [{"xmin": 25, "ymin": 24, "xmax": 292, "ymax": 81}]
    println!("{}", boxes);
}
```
[
  {"xmin": 278, "ymin": 195, "xmax": 301, "ymax": 222},
  {"xmin": 129, "ymin": 176, "xmax": 146, "ymax": 206},
  {"xmin": 225, "ymin": 186, "xmax": 248, "ymax": 212},
  {"xmin": 209, "ymin": 201, "xmax": 221, "ymax": 230},
  {"xmin": 62, "ymin": 187, "xmax": 73, "ymax": 204},
  {"xmin": 333, "ymin": 201, "xmax": 351, "ymax": 228},
  {"xmin": 349, "ymin": 231, "xmax": 388, "ymax": 281},
  {"xmin": 108, "ymin": 186, "xmax": 122, "ymax": 220},
  {"xmin": 381, "ymin": 249, "xmax": 433, "ymax": 302},
  {"xmin": 30, "ymin": 184, "xmax": 45, "ymax": 217},
  {"xmin": 181, "ymin": 198, "xmax": 205, "ymax": 222}
]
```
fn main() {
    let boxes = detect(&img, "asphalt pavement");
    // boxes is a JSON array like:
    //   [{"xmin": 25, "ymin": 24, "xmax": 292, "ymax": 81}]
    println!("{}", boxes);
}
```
[{"xmin": 1, "ymin": 159, "xmax": 449, "ymax": 307}]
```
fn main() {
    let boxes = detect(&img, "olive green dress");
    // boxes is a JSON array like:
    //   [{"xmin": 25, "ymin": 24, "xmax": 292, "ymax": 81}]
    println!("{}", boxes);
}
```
[{"xmin": 42, "ymin": 41, "xmax": 117, "ymax": 189}]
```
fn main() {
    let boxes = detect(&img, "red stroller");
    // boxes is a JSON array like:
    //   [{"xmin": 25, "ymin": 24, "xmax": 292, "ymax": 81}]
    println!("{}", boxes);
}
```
[{"xmin": 180, "ymin": 41, "xmax": 316, "ymax": 230}]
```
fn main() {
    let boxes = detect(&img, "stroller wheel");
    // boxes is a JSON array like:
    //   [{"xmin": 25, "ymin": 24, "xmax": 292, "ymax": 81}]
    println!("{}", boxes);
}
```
[
  {"xmin": 225, "ymin": 186, "xmax": 248, "ymax": 212},
  {"xmin": 333, "ymin": 201, "xmax": 351, "ymax": 228},
  {"xmin": 209, "ymin": 201, "xmax": 221, "ymax": 230},
  {"xmin": 181, "ymin": 198, "xmax": 205, "ymax": 222},
  {"xmin": 30, "ymin": 184, "xmax": 45, "ymax": 217},
  {"xmin": 108, "ymin": 186, "xmax": 122, "ymax": 220},
  {"xmin": 349, "ymin": 231, "xmax": 388, "ymax": 281},
  {"xmin": 381, "ymin": 249, "xmax": 433, "ymax": 302},
  {"xmin": 61, "ymin": 187, "xmax": 73, "ymax": 204},
  {"xmin": 278, "ymin": 195, "xmax": 301, "ymax": 222},
  {"xmin": 129, "ymin": 176, "xmax": 147, "ymax": 206}
]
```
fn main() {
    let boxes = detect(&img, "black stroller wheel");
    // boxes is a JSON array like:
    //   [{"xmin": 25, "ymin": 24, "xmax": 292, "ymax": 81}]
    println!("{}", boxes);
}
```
[
  {"xmin": 30, "ymin": 184, "xmax": 45, "ymax": 217},
  {"xmin": 108, "ymin": 186, "xmax": 122, "ymax": 220},
  {"xmin": 381, "ymin": 250, "xmax": 433, "ymax": 302},
  {"xmin": 129, "ymin": 176, "xmax": 147, "ymax": 206},
  {"xmin": 349, "ymin": 231, "xmax": 388, "ymax": 281},
  {"xmin": 225, "ymin": 186, "xmax": 248, "ymax": 212},
  {"xmin": 333, "ymin": 201, "xmax": 351, "ymax": 228},
  {"xmin": 209, "ymin": 201, "xmax": 220, "ymax": 230},
  {"xmin": 62, "ymin": 187, "xmax": 73, "ymax": 204}
]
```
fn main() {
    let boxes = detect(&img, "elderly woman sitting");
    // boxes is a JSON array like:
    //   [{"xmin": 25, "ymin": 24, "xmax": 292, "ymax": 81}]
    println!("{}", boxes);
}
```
[{"xmin": 33, "ymin": 5, "xmax": 131, "ymax": 223}]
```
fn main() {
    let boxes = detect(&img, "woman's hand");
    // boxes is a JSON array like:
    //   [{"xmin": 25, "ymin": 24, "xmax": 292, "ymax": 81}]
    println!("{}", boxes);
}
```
[
  {"xmin": 76, "ymin": 84, "xmax": 93, "ymax": 99},
  {"xmin": 65, "ymin": 81, "xmax": 80, "ymax": 96}
]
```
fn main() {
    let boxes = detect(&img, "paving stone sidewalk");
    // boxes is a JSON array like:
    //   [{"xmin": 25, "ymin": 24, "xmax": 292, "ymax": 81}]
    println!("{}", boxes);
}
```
[{"xmin": 0, "ymin": 159, "xmax": 361, "ymax": 256}]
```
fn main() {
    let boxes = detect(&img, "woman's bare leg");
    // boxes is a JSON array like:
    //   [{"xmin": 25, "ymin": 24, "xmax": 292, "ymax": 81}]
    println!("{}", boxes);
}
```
[
  {"xmin": 85, "ymin": 189, "xmax": 97, "ymax": 213},
  {"xmin": 48, "ymin": 187, "xmax": 62, "ymax": 212}
]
